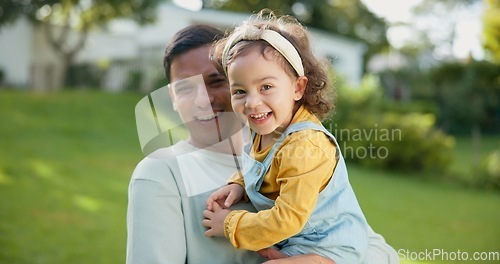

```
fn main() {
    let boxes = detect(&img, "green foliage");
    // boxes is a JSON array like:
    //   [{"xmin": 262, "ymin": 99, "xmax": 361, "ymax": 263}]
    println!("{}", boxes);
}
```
[
  {"xmin": 125, "ymin": 70, "xmax": 143, "ymax": 92},
  {"xmin": 428, "ymin": 60, "xmax": 500, "ymax": 134},
  {"xmin": 0, "ymin": 0, "xmax": 58, "ymax": 25},
  {"xmin": 0, "ymin": 0, "xmax": 160, "ymax": 28},
  {"xmin": 0, "ymin": 67, "xmax": 4, "ymax": 84},
  {"xmin": 475, "ymin": 149, "xmax": 500, "ymax": 189},
  {"xmin": 66, "ymin": 63, "xmax": 105, "ymax": 89},
  {"xmin": 483, "ymin": 0, "xmax": 500, "ymax": 63},
  {"xmin": 407, "ymin": 0, "xmax": 482, "ymax": 60},
  {"xmin": 325, "ymin": 75, "xmax": 454, "ymax": 173},
  {"xmin": 376, "ymin": 60, "xmax": 500, "ymax": 135},
  {"xmin": 206, "ymin": 0, "xmax": 389, "ymax": 68}
]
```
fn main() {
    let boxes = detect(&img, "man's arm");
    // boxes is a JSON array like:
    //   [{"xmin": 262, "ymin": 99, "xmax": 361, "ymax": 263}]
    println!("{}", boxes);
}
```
[
  {"xmin": 126, "ymin": 158, "xmax": 186, "ymax": 264},
  {"xmin": 258, "ymin": 248, "xmax": 336, "ymax": 264},
  {"xmin": 264, "ymin": 254, "xmax": 336, "ymax": 264}
]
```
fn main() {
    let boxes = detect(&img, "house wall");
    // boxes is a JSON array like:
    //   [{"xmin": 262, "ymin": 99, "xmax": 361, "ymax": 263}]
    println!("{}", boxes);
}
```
[
  {"xmin": 311, "ymin": 30, "xmax": 366, "ymax": 85},
  {"xmin": 0, "ymin": 17, "xmax": 33, "ymax": 88}
]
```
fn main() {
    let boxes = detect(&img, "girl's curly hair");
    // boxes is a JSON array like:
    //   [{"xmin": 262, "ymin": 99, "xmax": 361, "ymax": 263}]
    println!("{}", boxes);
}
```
[{"xmin": 211, "ymin": 10, "xmax": 335, "ymax": 120}]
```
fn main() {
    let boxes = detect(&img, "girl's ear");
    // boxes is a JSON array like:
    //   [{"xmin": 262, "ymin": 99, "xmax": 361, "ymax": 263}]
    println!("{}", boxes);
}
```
[{"xmin": 294, "ymin": 76, "xmax": 308, "ymax": 101}]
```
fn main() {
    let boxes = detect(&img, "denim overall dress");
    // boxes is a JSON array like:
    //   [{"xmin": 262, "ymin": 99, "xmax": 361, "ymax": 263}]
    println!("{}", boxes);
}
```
[{"xmin": 241, "ymin": 121, "xmax": 369, "ymax": 263}]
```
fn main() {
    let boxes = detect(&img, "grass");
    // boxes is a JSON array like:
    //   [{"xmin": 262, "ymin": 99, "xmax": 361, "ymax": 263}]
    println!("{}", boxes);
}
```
[
  {"xmin": 0, "ymin": 90, "xmax": 143, "ymax": 263},
  {"xmin": 349, "ymin": 166, "xmax": 500, "ymax": 263},
  {"xmin": 0, "ymin": 90, "xmax": 499, "ymax": 263},
  {"xmin": 449, "ymin": 134, "xmax": 499, "ymax": 184}
]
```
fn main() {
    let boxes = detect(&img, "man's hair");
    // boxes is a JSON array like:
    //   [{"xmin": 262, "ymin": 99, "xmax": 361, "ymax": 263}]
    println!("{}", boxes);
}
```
[{"xmin": 163, "ymin": 25, "xmax": 224, "ymax": 83}]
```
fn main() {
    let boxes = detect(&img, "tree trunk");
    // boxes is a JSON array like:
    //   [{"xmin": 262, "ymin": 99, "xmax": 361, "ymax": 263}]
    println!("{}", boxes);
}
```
[
  {"xmin": 472, "ymin": 123, "xmax": 481, "ymax": 166},
  {"xmin": 42, "ymin": 17, "xmax": 88, "ymax": 91}
]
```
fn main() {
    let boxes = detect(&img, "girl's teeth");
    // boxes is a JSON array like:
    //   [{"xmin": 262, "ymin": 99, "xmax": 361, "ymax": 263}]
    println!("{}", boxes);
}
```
[{"xmin": 251, "ymin": 113, "xmax": 268, "ymax": 120}]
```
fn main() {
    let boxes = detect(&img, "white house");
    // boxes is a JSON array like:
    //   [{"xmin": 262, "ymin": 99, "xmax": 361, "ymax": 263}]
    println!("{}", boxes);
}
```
[
  {"xmin": 0, "ymin": 4, "xmax": 366, "ymax": 91},
  {"xmin": 0, "ymin": 17, "xmax": 34, "ymax": 89},
  {"xmin": 0, "ymin": 16, "xmax": 85, "ymax": 91}
]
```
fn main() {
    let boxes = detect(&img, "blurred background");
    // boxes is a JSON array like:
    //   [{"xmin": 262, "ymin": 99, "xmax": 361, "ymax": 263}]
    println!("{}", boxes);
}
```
[{"xmin": 0, "ymin": 0, "xmax": 499, "ymax": 263}]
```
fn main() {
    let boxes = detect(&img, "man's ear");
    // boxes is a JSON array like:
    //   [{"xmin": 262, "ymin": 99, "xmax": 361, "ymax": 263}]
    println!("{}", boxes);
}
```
[
  {"xmin": 294, "ymin": 76, "xmax": 308, "ymax": 101},
  {"xmin": 168, "ymin": 86, "xmax": 178, "ymax": 111}
]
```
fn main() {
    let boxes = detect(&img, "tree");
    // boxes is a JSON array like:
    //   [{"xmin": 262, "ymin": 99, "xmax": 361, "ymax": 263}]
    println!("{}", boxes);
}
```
[
  {"xmin": 204, "ymin": 0, "xmax": 389, "ymax": 71},
  {"xmin": 396, "ymin": 0, "xmax": 483, "ymax": 60},
  {"xmin": 483, "ymin": 0, "xmax": 500, "ymax": 63},
  {"xmin": 0, "ymin": 0, "xmax": 161, "ymax": 91}
]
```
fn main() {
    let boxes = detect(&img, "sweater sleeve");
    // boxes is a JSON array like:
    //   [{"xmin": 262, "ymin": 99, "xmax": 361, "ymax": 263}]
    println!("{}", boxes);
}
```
[
  {"xmin": 227, "ymin": 171, "xmax": 245, "ymax": 187},
  {"xmin": 126, "ymin": 158, "xmax": 186, "ymax": 264},
  {"xmin": 224, "ymin": 133, "xmax": 337, "ymax": 251}
]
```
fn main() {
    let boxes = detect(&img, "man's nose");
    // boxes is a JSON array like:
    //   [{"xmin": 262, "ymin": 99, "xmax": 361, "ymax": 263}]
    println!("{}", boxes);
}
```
[{"xmin": 193, "ymin": 85, "xmax": 213, "ymax": 109}]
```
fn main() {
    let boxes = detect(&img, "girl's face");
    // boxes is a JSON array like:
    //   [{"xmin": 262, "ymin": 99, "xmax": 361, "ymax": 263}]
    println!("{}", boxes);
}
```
[{"xmin": 228, "ymin": 47, "xmax": 307, "ymax": 138}]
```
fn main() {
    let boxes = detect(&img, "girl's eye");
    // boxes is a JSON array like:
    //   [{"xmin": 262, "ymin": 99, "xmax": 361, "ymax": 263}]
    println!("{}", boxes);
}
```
[
  {"xmin": 232, "ymin": 89, "xmax": 246, "ymax": 95},
  {"xmin": 261, "ymin": 84, "xmax": 272, "ymax": 91}
]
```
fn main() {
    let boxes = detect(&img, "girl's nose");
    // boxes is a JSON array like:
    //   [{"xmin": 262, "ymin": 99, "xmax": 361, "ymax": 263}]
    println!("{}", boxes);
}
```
[{"xmin": 244, "ymin": 93, "xmax": 262, "ymax": 109}]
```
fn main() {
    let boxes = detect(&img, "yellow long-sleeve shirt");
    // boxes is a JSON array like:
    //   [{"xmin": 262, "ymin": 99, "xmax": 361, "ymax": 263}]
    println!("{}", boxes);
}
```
[{"xmin": 224, "ymin": 105, "xmax": 338, "ymax": 251}]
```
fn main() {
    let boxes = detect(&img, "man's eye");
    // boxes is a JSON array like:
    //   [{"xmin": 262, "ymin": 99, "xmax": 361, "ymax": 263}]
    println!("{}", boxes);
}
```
[
  {"xmin": 174, "ymin": 85, "xmax": 194, "ymax": 94},
  {"xmin": 210, "ymin": 79, "xmax": 227, "ymax": 88}
]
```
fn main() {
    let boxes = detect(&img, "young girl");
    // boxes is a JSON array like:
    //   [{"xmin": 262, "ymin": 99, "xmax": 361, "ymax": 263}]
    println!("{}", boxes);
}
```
[{"xmin": 202, "ymin": 11, "xmax": 369, "ymax": 263}]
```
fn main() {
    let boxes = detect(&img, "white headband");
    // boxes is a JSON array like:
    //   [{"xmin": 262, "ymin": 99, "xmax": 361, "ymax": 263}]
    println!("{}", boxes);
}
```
[{"xmin": 221, "ymin": 27, "xmax": 305, "ymax": 77}]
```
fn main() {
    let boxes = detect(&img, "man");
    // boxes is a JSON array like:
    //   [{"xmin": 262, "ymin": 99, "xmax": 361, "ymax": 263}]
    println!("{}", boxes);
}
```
[{"xmin": 127, "ymin": 24, "xmax": 339, "ymax": 263}]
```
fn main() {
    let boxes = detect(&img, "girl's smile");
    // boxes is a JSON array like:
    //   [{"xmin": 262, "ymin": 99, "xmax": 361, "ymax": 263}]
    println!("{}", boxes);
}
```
[
  {"xmin": 248, "ymin": 111, "xmax": 272, "ymax": 124},
  {"xmin": 227, "ymin": 46, "xmax": 306, "ymax": 141}
]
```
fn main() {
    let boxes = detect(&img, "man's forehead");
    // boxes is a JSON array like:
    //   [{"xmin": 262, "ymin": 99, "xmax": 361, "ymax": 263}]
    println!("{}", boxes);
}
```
[
  {"xmin": 171, "ymin": 71, "xmax": 223, "ymax": 83},
  {"xmin": 170, "ymin": 46, "xmax": 214, "ymax": 80}
]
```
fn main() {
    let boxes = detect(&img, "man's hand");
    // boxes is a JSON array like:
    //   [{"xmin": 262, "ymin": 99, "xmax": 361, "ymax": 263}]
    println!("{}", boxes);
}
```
[
  {"xmin": 259, "ymin": 247, "xmax": 336, "ymax": 264},
  {"xmin": 206, "ymin": 184, "xmax": 244, "ymax": 210},
  {"xmin": 202, "ymin": 202, "xmax": 231, "ymax": 237}
]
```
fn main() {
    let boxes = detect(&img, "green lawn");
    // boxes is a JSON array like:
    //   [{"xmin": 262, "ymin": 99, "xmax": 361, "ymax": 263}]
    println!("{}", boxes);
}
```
[
  {"xmin": 0, "ymin": 91, "xmax": 143, "ymax": 263},
  {"xmin": 449, "ymin": 134, "xmax": 500, "ymax": 184},
  {"xmin": 0, "ymin": 90, "xmax": 498, "ymax": 263}
]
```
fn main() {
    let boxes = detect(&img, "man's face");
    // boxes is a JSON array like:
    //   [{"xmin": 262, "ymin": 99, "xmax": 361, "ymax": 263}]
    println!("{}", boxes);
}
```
[{"xmin": 169, "ymin": 45, "xmax": 241, "ymax": 149}]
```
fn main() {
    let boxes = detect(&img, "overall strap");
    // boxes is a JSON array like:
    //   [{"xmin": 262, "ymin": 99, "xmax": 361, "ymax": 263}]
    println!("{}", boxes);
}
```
[{"xmin": 261, "ymin": 121, "xmax": 338, "ymax": 167}]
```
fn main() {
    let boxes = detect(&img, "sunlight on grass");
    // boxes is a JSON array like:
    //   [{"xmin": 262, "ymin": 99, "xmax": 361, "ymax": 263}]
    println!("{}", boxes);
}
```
[
  {"xmin": 31, "ymin": 159, "xmax": 56, "ymax": 180},
  {"xmin": 73, "ymin": 195, "xmax": 102, "ymax": 213},
  {"xmin": 0, "ymin": 169, "xmax": 12, "ymax": 185}
]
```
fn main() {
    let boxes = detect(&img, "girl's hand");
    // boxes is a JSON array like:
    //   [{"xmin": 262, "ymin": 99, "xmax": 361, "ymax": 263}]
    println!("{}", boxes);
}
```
[
  {"xmin": 206, "ymin": 184, "xmax": 244, "ymax": 210},
  {"xmin": 202, "ymin": 202, "xmax": 231, "ymax": 237}
]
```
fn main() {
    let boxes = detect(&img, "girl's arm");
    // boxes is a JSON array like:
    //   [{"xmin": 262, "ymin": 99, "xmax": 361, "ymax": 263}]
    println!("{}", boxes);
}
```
[{"xmin": 225, "ymin": 134, "xmax": 336, "ymax": 250}]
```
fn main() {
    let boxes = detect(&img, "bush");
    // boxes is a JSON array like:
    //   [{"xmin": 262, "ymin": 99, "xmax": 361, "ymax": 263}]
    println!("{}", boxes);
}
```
[
  {"xmin": 66, "ymin": 64, "xmax": 104, "ymax": 89},
  {"xmin": 325, "ymin": 75, "xmax": 454, "ymax": 173},
  {"xmin": 475, "ymin": 150, "xmax": 500, "ymax": 189},
  {"xmin": 0, "ymin": 68, "xmax": 4, "ymax": 85},
  {"xmin": 428, "ymin": 61, "xmax": 500, "ymax": 134}
]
